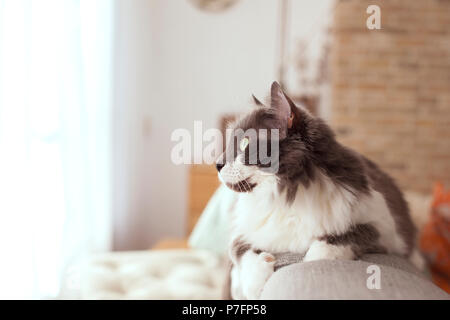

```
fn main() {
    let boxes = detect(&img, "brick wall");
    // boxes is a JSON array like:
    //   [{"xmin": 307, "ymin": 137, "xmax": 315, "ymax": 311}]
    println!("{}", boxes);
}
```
[{"xmin": 330, "ymin": 0, "xmax": 450, "ymax": 193}]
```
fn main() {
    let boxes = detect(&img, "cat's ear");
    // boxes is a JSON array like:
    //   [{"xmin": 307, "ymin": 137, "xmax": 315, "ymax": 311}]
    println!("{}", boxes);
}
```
[
  {"xmin": 270, "ymin": 82, "xmax": 295, "ymax": 137},
  {"xmin": 270, "ymin": 81, "xmax": 290, "ymax": 119},
  {"xmin": 251, "ymin": 94, "xmax": 264, "ymax": 107}
]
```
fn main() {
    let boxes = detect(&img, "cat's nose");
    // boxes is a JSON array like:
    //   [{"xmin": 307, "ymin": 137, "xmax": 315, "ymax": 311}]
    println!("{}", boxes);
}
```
[{"xmin": 216, "ymin": 163, "xmax": 225, "ymax": 172}]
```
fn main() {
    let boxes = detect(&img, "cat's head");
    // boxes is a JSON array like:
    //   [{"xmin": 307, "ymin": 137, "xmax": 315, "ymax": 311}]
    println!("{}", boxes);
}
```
[{"xmin": 216, "ymin": 81, "xmax": 333, "ymax": 197}]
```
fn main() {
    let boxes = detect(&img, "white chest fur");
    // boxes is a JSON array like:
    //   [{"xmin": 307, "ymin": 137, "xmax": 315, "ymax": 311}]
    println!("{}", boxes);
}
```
[{"xmin": 231, "ymin": 173, "xmax": 407, "ymax": 255}]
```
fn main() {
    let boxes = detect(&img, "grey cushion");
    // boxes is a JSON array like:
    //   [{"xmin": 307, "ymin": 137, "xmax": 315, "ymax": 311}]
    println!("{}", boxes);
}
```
[{"xmin": 261, "ymin": 254, "xmax": 449, "ymax": 300}]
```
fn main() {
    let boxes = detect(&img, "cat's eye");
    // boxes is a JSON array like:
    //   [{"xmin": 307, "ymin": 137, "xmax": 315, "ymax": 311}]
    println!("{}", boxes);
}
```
[{"xmin": 240, "ymin": 137, "xmax": 249, "ymax": 152}]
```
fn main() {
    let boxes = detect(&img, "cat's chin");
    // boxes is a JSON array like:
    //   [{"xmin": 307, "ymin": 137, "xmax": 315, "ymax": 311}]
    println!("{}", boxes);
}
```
[{"xmin": 226, "ymin": 179, "xmax": 257, "ymax": 193}]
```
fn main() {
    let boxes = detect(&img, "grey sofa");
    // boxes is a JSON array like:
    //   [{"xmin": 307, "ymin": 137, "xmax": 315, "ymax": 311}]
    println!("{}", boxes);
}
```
[{"xmin": 261, "ymin": 254, "xmax": 449, "ymax": 299}]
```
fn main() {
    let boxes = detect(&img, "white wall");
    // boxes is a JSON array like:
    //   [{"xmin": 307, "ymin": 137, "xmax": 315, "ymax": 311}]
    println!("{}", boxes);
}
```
[
  {"xmin": 112, "ymin": 0, "xmax": 333, "ymax": 249},
  {"xmin": 113, "ymin": 0, "xmax": 279, "ymax": 249}
]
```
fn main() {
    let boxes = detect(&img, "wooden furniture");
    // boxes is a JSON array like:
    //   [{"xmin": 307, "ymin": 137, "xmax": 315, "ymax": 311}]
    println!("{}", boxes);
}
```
[
  {"xmin": 152, "ymin": 238, "xmax": 189, "ymax": 250},
  {"xmin": 187, "ymin": 164, "xmax": 221, "ymax": 235}
]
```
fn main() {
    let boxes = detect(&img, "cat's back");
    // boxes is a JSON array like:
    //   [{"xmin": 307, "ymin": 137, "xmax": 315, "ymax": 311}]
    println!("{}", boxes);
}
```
[{"xmin": 361, "ymin": 156, "xmax": 417, "ymax": 255}]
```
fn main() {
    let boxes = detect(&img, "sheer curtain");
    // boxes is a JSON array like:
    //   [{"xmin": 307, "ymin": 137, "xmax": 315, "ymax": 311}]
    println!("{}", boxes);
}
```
[{"xmin": 0, "ymin": 0, "xmax": 113, "ymax": 299}]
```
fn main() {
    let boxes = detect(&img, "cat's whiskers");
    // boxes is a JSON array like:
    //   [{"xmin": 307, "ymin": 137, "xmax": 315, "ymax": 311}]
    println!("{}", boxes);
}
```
[
  {"xmin": 238, "ymin": 172, "xmax": 252, "ymax": 193},
  {"xmin": 237, "ymin": 173, "xmax": 246, "ymax": 192},
  {"xmin": 243, "ymin": 178, "xmax": 251, "ymax": 193},
  {"xmin": 236, "ymin": 174, "xmax": 244, "ymax": 193}
]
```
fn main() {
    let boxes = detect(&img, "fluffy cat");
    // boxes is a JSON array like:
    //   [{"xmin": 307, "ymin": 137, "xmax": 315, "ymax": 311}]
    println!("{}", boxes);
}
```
[{"xmin": 218, "ymin": 82, "xmax": 422, "ymax": 300}]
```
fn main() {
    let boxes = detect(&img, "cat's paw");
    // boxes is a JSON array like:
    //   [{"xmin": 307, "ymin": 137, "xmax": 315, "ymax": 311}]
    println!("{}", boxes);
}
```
[
  {"xmin": 240, "ymin": 251, "xmax": 275, "ymax": 300},
  {"xmin": 303, "ymin": 240, "xmax": 355, "ymax": 262}
]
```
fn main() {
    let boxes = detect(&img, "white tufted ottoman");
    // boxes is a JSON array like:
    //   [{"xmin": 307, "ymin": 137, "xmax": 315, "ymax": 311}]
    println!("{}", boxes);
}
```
[{"xmin": 79, "ymin": 249, "xmax": 227, "ymax": 299}]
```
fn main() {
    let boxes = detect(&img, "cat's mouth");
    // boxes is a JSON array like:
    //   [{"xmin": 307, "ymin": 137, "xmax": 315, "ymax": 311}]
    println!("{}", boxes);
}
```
[{"xmin": 226, "ymin": 179, "xmax": 257, "ymax": 193}]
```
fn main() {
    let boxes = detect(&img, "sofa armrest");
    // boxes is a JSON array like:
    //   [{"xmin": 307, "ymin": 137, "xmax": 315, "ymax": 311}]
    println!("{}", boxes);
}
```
[{"xmin": 260, "ymin": 254, "xmax": 449, "ymax": 300}]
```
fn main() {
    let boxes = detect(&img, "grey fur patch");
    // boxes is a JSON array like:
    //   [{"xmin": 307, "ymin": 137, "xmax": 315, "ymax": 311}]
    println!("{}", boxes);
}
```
[
  {"xmin": 320, "ymin": 223, "xmax": 387, "ymax": 257},
  {"xmin": 273, "ymin": 252, "xmax": 305, "ymax": 271},
  {"xmin": 362, "ymin": 158, "xmax": 417, "ymax": 255},
  {"xmin": 275, "ymin": 97, "xmax": 370, "ymax": 203},
  {"xmin": 230, "ymin": 237, "xmax": 251, "ymax": 262}
]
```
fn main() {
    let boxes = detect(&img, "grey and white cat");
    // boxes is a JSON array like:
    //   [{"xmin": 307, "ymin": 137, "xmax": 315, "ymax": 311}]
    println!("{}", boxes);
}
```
[{"xmin": 218, "ymin": 82, "xmax": 423, "ymax": 300}]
